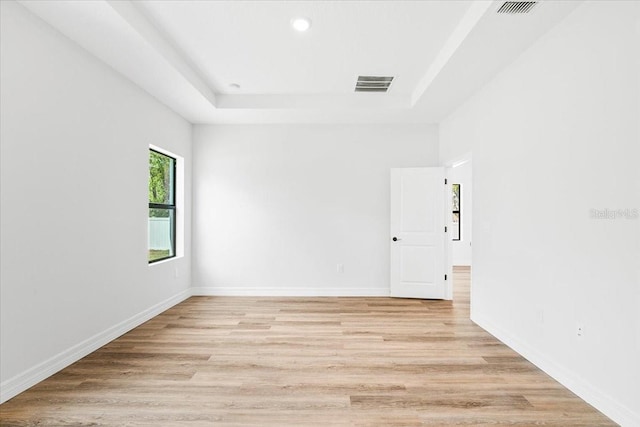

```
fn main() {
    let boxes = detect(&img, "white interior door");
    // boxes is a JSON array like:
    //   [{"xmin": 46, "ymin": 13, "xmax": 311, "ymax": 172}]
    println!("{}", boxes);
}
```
[{"xmin": 390, "ymin": 167, "xmax": 446, "ymax": 299}]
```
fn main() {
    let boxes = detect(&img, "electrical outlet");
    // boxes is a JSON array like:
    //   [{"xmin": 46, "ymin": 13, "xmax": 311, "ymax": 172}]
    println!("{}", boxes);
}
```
[
  {"xmin": 337, "ymin": 264, "xmax": 344, "ymax": 273},
  {"xmin": 174, "ymin": 267, "xmax": 179, "ymax": 278},
  {"xmin": 576, "ymin": 323, "xmax": 584, "ymax": 338}
]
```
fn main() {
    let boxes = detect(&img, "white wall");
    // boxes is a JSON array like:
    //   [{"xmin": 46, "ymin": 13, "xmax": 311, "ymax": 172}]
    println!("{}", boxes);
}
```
[
  {"xmin": 440, "ymin": 1, "xmax": 640, "ymax": 424},
  {"xmin": 0, "ymin": 1, "xmax": 192, "ymax": 402},
  {"xmin": 193, "ymin": 124, "xmax": 439, "ymax": 295},
  {"xmin": 451, "ymin": 160, "xmax": 472, "ymax": 266}
]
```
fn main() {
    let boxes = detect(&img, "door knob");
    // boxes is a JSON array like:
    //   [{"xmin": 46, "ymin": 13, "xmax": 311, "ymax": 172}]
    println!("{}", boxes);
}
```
[{"xmin": 392, "ymin": 237, "xmax": 401, "ymax": 242}]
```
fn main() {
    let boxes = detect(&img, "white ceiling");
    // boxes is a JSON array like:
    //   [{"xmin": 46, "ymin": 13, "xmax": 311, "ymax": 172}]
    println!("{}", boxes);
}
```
[
  {"xmin": 18, "ymin": 0, "xmax": 581, "ymax": 124},
  {"xmin": 136, "ymin": 1, "xmax": 472, "ymax": 96}
]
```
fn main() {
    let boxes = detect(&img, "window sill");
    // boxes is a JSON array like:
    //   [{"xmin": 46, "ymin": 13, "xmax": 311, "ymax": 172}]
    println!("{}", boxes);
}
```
[{"xmin": 148, "ymin": 255, "xmax": 183, "ymax": 266}]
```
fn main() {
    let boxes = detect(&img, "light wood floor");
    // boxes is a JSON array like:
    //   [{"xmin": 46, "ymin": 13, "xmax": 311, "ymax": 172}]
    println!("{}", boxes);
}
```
[{"xmin": 0, "ymin": 267, "xmax": 615, "ymax": 426}]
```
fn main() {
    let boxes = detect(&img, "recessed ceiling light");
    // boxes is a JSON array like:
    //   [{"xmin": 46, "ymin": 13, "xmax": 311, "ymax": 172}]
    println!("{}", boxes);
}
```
[{"xmin": 291, "ymin": 17, "xmax": 311, "ymax": 32}]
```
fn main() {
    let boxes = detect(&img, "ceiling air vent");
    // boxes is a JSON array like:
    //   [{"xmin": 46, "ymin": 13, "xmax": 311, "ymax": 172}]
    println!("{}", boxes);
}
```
[
  {"xmin": 497, "ymin": 1, "xmax": 537, "ymax": 14},
  {"xmin": 355, "ymin": 76, "xmax": 394, "ymax": 92}
]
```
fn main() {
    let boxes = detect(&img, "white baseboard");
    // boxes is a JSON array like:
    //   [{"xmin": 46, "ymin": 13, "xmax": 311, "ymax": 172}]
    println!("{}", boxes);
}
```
[
  {"xmin": 472, "ymin": 312, "xmax": 640, "ymax": 427},
  {"xmin": 0, "ymin": 288, "xmax": 192, "ymax": 404},
  {"xmin": 192, "ymin": 286, "xmax": 390, "ymax": 297}
]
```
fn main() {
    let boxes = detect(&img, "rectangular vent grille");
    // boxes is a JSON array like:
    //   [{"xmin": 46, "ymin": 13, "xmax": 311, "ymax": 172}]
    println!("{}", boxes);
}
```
[
  {"xmin": 355, "ymin": 76, "xmax": 394, "ymax": 92},
  {"xmin": 497, "ymin": 1, "xmax": 537, "ymax": 14}
]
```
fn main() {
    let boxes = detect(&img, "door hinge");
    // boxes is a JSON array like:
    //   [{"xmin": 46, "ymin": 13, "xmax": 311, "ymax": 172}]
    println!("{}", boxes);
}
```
[
  {"xmin": 444, "ymin": 274, "xmax": 447, "ymax": 281},
  {"xmin": 445, "ymin": 226, "xmax": 447, "ymax": 232},
  {"xmin": 445, "ymin": 178, "xmax": 448, "ymax": 185}
]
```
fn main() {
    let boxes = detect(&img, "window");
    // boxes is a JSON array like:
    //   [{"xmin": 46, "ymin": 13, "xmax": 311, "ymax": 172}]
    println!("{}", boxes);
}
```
[
  {"xmin": 148, "ymin": 149, "xmax": 176, "ymax": 263},
  {"xmin": 452, "ymin": 183, "xmax": 461, "ymax": 241}
]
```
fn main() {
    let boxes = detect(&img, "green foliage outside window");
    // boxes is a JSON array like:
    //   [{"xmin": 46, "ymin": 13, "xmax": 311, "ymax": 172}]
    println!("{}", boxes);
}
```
[{"xmin": 149, "ymin": 151, "xmax": 173, "ymax": 217}]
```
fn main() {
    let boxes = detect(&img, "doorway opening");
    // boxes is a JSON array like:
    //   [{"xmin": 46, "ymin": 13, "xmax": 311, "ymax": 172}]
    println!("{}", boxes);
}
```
[{"xmin": 446, "ymin": 156, "xmax": 472, "ymax": 303}]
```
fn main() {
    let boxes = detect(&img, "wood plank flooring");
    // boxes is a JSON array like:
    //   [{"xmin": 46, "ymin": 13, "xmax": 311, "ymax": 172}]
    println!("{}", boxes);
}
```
[{"xmin": 0, "ymin": 267, "xmax": 616, "ymax": 426}]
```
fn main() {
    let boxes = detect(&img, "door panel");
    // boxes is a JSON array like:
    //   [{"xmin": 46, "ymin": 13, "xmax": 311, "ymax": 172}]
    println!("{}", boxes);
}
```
[
  {"xmin": 400, "ymin": 177, "xmax": 433, "ymax": 232},
  {"xmin": 400, "ymin": 246, "xmax": 435, "ymax": 283},
  {"xmin": 390, "ymin": 167, "xmax": 446, "ymax": 299}
]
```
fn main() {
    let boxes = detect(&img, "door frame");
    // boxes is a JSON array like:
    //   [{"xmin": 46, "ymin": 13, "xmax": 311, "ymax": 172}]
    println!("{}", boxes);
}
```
[
  {"xmin": 444, "ymin": 166, "xmax": 453, "ymax": 301},
  {"xmin": 443, "ymin": 152, "xmax": 473, "ymax": 301}
]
